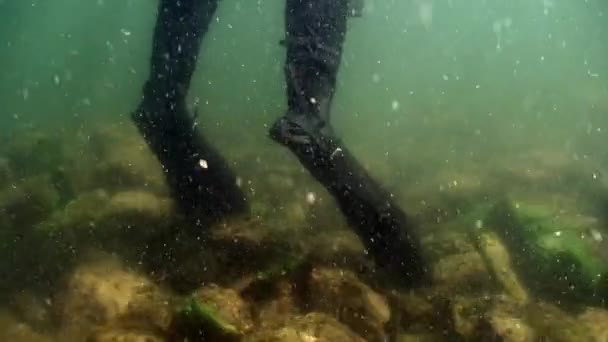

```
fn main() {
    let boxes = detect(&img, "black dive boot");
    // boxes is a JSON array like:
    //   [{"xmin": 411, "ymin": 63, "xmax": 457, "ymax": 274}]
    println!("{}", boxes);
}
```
[
  {"xmin": 271, "ymin": 0, "xmax": 428, "ymax": 286},
  {"xmin": 132, "ymin": 0, "xmax": 246, "ymax": 220}
]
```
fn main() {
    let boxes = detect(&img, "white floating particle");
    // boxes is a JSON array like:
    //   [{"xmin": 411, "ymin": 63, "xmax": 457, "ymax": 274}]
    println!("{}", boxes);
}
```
[
  {"xmin": 120, "ymin": 29, "xmax": 131, "ymax": 36},
  {"xmin": 372, "ymin": 73, "xmax": 381, "ymax": 83},
  {"xmin": 590, "ymin": 229, "xmax": 603, "ymax": 242},
  {"xmin": 391, "ymin": 100, "xmax": 400, "ymax": 111},
  {"xmin": 236, "ymin": 177, "xmax": 242, "ymax": 187},
  {"xmin": 540, "ymin": 55, "xmax": 545, "ymax": 61},
  {"xmin": 199, "ymin": 159, "xmax": 208, "ymax": 169},
  {"xmin": 310, "ymin": 97, "xmax": 317, "ymax": 104},
  {"xmin": 306, "ymin": 192, "xmax": 316, "ymax": 205},
  {"xmin": 330, "ymin": 147, "xmax": 342, "ymax": 160},
  {"xmin": 554, "ymin": 231, "xmax": 562, "ymax": 237},
  {"xmin": 442, "ymin": 74, "xmax": 449, "ymax": 81},
  {"xmin": 492, "ymin": 21, "xmax": 502, "ymax": 34},
  {"xmin": 475, "ymin": 84, "xmax": 480, "ymax": 89},
  {"xmin": 593, "ymin": 172, "xmax": 598, "ymax": 180},
  {"xmin": 475, "ymin": 219, "xmax": 483, "ymax": 229},
  {"xmin": 53, "ymin": 75, "xmax": 60, "ymax": 85}
]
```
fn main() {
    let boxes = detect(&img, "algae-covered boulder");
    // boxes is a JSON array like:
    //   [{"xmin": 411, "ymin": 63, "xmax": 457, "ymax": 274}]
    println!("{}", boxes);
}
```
[
  {"xmin": 526, "ymin": 302, "xmax": 596, "ymax": 342},
  {"xmin": 577, "ymin": 308, "xmax": 608, "ymax": 341},
  {"xmin": 0, "ymin": 157, "xmax": 11, "ymax": 189},
  {"xmin": 304, "ymin": 267, "xmax": 391, "ymax": 342},
  {"xmin": 87, "ymin": 327, "xmax": 165, "ymax": 342},
  {"xmin": 245, "ymin": 313, "xmax": 366, "ymax": 342},
  {"xmin": 4, "ymin": 129, "xmax": 66, "ymax": 178},
  {"xmin": 0, "ymin": 310, "xmax": 54, "ymax": 342},
  {"xmin": 474, "ymin": 233, "xmax": 530, "ymax": 304},
  {"xmin": 451, "ymin": 295, "xmax": 534, "ymax": 341},
  {"xmin": 432, "ymin": 251, "xmax": 491, "ymax": 293},
  {"xmin": 0, "ymin": 176, "xmax": 60, "ymax": 229},
  {"xmin": 85, "ymin": 124, "xmax": 167, "ymax": 194},
  {"xmin": 486, "ymin": 197, "xmax": 608, "ymax": 307},
  {"xmin": 56, "ymin": 254, "xmax": 172, "ymax": 340},
  {"xmin": 171, "ymin": 285, "xmax": 253, "ymax": 341},
  {"xmin": 305, "ymin": 229, "xmax": 371, "ymax": 272},
  {"xmin": 8, "ymin": 290, "xmax": 53, "ymax": 332},
  {"xmin": 38, "ymin": 190, "xmax": 175, "ymax": 250},
  {"xmin": 422, "ymin": 231, "xmax": 478, "ymax": 262}
]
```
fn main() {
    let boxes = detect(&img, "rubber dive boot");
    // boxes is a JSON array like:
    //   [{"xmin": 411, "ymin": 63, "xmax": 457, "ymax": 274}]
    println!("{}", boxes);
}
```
[
  {"xmin": 132, "ymin": 0, "xmax": 246, "ymax": 220},
  {"xmin": 271, "ymin": 0, "xmax": 428, "ymax": 287}
]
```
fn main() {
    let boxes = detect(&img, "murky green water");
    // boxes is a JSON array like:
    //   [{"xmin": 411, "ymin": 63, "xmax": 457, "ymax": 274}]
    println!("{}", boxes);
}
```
[{"xmin": 1, "ymin": 0, "xmax": 608, "ymax": 341}]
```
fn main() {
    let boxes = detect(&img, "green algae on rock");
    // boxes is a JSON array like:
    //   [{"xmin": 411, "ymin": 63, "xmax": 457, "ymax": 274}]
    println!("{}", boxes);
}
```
[
  {"xmin": 171, "ymin": 285, "xmax": 253, "ymax": 341},
  {"xmin": 486, "ymin": 197, "xmax": 608, "ymax": 307}
]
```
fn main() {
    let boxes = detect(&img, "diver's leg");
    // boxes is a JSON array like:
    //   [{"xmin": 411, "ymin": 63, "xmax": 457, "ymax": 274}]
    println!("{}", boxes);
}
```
[
  {"xmin": 270, "ymin": 0, "xmax": 428, "ymax": 286},
  {"xmin": 132, "ymin": 0, "xmax": 247, "ymax": 220}
]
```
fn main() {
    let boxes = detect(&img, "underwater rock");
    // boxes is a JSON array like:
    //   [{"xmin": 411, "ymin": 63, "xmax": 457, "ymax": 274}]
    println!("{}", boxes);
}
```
[
  {"xmin": 56, "ymin": 254, "xmax": 171, "ymax": 339},
  {"xmin": 421, "ymin": 231, "xmax": 477, "ymax": 263},
  {"xmin": 38, "ymin": 190, "xmax": 174, "ymax": 251},
  {"xmin": 577, "ymin": 308, "xmax": 608, "ymax": 342},
  {"xmin": 475, "ymin": 233, "xmax": 530, "ymax": 304},
  {"xmin": 88, "ymin": 327, "xmax": 165, "ymax": 342},
  {"xmin": 450, "ymin": 295, "xmax": 487, "ymax": 338},
  {"xmin": 37, "ymin": 189, "xmax": 110, "ymax": 235},
  {"xmin": 526, "ymin": 301, "xmax": 595, "ymax": 342},
  {"xmin": 8, "ymin": 290, "xmax": 53, "ymax": 332},
  {"xmin": 251, "ymin": 280, "xmax": 299, "ymax": 330},
  {"xmin": 304, "ymin": 267, "xmax": 390, "ymax": 342},
  {"xmin": 83, "ymin": 124, "xmax": 167, "ymax": 194},
  {"xmin": 4, "ymin": 129, "xmax": 66, "ymax": 178},
  {"xmin": 206, "ymin": 217, "xmax": 304, "ymax": 284},
  {"xmin": 103, "ymin": 190, "xmax": 175, "ymax": 237},
  {"xmin": 451, "ymin": 295, "xmax": 533, "ymax": 341},
  {"xmin": 0, "ymin": 175, "xmax": 60, "ymax": 228},
  {"xmin": 486, "ymin": 197, "xmax": 608, "ymax": 307},
  {"xmin": 171, "ymin": 284, "xmax": 253, "ymax": 341},
  {"xmin": 0, "ymin": 157, "xmax": 11, "ymax": 189},
  {"xmin": 398, "ymin": 333, "xmax": 446, "ymax": 342},
  {"xmin": 0, "ymin": 310, "xmax": 54, "ymax": 342},
  {"xmin": 482, "ymin": 299, "xmax": 535, "ymax": 342},
  {"xmin": 392, "ymin": 291, "xmax": 441, "ymax": 332},
  {"xmin": 432, "ymin": 251, "xmax": 492, "ymax": 293},
  {"xmin": 245, "ymin": 313, "xmax": 365, "ymax": 342},
  {"xmin": 305, "ymin": 229, "xmax": 371, "ymax": 272}
]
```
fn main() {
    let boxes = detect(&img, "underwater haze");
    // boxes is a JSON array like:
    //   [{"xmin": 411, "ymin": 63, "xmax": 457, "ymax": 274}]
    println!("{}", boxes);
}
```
[{"xmin": 1, "ymin": 0, "xmax": 608, "ymax": 341}]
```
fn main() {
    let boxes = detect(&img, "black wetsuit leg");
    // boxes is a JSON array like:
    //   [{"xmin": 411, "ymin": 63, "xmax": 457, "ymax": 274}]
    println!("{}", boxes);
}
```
[
  {"xmin": 132, "ymin": 0, "xmax": 247, "ymax": 221},
  {"xmin": 270, "ymin": 0, "xmax": 428, "ymax": 287}
]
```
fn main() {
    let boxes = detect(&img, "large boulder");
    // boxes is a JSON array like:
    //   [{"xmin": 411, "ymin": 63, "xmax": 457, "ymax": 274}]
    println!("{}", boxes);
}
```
[
  {"xmin": 0, "ymin": 176, "xmax": 60, "ymax": 229},
  {"xmin": 451, "ymin": 295, "xmax": 535, "ymax": 341},
  {"xmin": 303, "ymin": 267, "xmax": 391, "ymax": 342},
  {"xmin": 64, "ymin": 123, "xmax": 167, "ymax": 195},
  {"xmin": 37, "ymin": 190, "xmax": 175, "ymax": 252},
  {"xmin": 55, "ymin": 254, "xmax": 172, "ymax": 341},
  {"xmin": 0, "ymin": 157, "xmax": 11, "ymax": 189},
  {"xmin": 486, "ymin": 197, "xmax": 608, "ymax": 307},
  {"xmin": 171, "ymin": 284, "xmax": 254, "ymax": 341},
  {"xmin": 431, "ymin": 251, "xmax": 491, "ymax": 293},
  {"xmin": 3, "ymin": 129, "xmax": 66, "ymax": 178},
  {"xmin": 245, "ymin": 313, "xmax": 366, "ymax": 342}
]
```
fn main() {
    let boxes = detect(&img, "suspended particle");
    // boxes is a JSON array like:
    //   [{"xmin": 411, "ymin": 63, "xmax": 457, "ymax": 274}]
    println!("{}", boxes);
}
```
[
  {"xmin": 306, "ymin": 192, "xmax": 316, "ymax": 205},
  {"xmin": 391, "ymin": 100, "xmax": 400, "ymax": 111}
]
